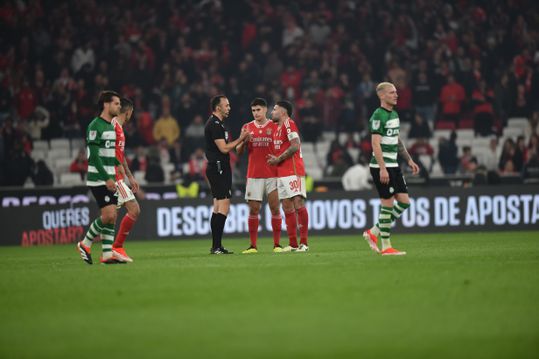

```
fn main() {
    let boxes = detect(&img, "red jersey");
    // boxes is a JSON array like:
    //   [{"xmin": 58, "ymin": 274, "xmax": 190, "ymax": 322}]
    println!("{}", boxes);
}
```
[
  {"xmin": 272, "ymin": 118, "xmax": 306, "ymax": 177},
  {"xmin": 243, "ymin": 120, "xmax": 278, "ymax": 178},
  {"xmin": 112, "ymin": 118, "xmax": 126, "ymax": 181}
]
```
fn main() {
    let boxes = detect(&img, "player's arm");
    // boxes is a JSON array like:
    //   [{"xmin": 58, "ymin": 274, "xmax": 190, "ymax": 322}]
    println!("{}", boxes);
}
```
[
  {"xmin": 267, "ymin": 137, "xmax": 299, "ymax": 165},
  {"xmin": 235, "ymin": 125, "xmax": 249, "ymax": 155},
  {"xmin": 122, "ymin": 157, "xmax": 139, "ymax": 193},
  {"xmin": 88, "ymin": 143, "xmax": 116, "ymax": 191},
  {"xmin": 398, "ymin": 137, "xmax": 419, "ymax": 175},
  {"xmin": 214, "ymin": 129, "xmax": 250, "ymax": 154},
  {"xmin": 371, "ymin": 134, "xmax": 389, "ymax": 184}
]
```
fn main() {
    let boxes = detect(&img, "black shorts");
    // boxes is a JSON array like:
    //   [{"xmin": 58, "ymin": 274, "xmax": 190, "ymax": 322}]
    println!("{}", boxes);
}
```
[
  {"xmin": 206, "ymin": 161, "xmax": 232, "ymax": 200},
  {"xmin": 370, "ymin": 167, "xmax": 408, "ymax": 199},
  {"xmin": 90, "ymin": 185, "xmax": 118, "ymax": 208}
]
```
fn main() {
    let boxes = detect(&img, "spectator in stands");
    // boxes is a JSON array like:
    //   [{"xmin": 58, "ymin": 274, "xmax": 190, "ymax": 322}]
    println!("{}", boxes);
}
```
[
  {"xmin": 299, "ymin": 97, "xmax": 322, "ymax": 143},
  {"xmin": 169, "ymin": 140, "xmax": 183, "ymax": 173},
  {"xmin": 153, "ymin": 95, "xmax": 180, "ymax": 146},
  {"xmin": 325, "ymin": 140, "xmax": 353, "ymax": 174},
  {"xmin": 186, "ymin": 147, "xmax": 207, "ymax": 183},
  {"xmin": 409, "ymin": 138, "xmax": 434, "ymax": 173},
  {"xmin": 342, "ymin": 161, "xmax": 371, "ymax": 191},
  {"xmin": 499, "ymin": 138, "xmax": 518, "ymax": 174},
  {"xmin": 131, "ymin": 146, "xmax": 148, "ymax": 173},
  {"xmin": 327, "ymin": 154, "xmax": 349, "ymax": 177},
  {"xmin": 32, "ymin": 160, "xmax": 54, "ymax": 186},
  {"xmin": 511, "ymin": 84, "xmax": 531, "ymax": 118},
  {"xmin": 472, "ymin": 80, "xmax": 495, "ymax": 136},
  {"xmin": 413, "ymin": 72, "xmax": 437, "ymax": 124},
  {"xmin": 408, "ymin": 114, "xmax": 432, "ymax": 139},
  {"xmin": 514, "ymin": 136, "xmax": 527, "ymax": 172},
  {"xmin": 27, "ymin": 107, "xmax": 50, "ymax": 140},
  {"xmin": 136, "ymin": 110, "xmax": 154, "ymax": 146},
  {"xmin": 183, "ymin": 114, "xmax": 205, "ymax": 157},
  {"xmin": 438, "ymin": 132, "xmax": 459, "ymax": 174},
  {"xmin": 70, "ymin": 149, "xmax": 88, "ymax": 180},
  {"xmin": 480, "ymin": 138, "xmax": 499, "ymax": 172},
  {"xmin": 459, "ymin": 146, "xmax": 478, "ymax": 174},
  {"xmin": 145, "ymin": 147, "xmax": 164, "ymax": 184},
  {"xmin": 3, "ymin": 143, "xmax": 34, "ymax": 186},
  {"xmin": 439, "ymin": 74, "xmax": 466, "ymax": 125}
]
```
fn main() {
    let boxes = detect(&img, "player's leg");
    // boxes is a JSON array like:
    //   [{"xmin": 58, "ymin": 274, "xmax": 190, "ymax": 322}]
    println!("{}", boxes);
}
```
[
  {"xmin": 243, "ymin": 200, "xmax": 261, "ymax": 253},
  {"xmin": 281, "ymin": 198, "xmax": 298, "ymax": 251},
  {"xmin": 267, "ymin": 187, "xmax": 283, "ymax": 252},
  {"xmin": 293, "ymin": 195, "xmax": 309, "ymax": 251},
  {"xmin": 78, "ymin": 186, "xmax": 121, "ymax": 264},
  {"xmin": 370, "ymin": 169, "xmax": 411, "ymax": 232},
  {"xmin": 100, "ymin": 203, "xmax": 122, "ymax": 263},
  {"xmin": 377, "ymin": 197, "xmax": 396, "ymax": 253},
  {"xmin": 243, "ymin": 178, "xmax": 264, "ymax": 253},
  {"xmin": 379, "ymin": 168, "xmax": 409, "ymax": 255},
  {"xmin": 363, "ymin": 168, "xmax": 390, "ymax": 253},
  {"xmin": 112, "ymin": 199, "xmax": 140, "ymax": 262},
  {"xmin": 277, "ymin": 176, "xmax": 299, "ymax": 251}
]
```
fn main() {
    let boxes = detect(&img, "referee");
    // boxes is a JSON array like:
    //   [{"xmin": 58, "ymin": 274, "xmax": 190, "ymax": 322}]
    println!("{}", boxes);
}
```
[{"xmin": 205, "ymin": 95, "xmax": 249, "ymax": 254}]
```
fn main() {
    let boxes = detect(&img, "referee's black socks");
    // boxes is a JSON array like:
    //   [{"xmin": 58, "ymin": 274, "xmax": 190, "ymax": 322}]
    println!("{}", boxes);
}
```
[{"xmin": 211, "ymin": 212, "xmax": 227, "ymax": 249}]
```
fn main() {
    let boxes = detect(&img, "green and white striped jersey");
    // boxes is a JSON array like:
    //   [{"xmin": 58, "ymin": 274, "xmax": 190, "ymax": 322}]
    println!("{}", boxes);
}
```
[
  {"xmin": 86, "ymin": 117, "xmax": 118, "ymax": 186},
  {"xmin": 368, "ymin": 107, "xmax": 400, "ymax": 168}
]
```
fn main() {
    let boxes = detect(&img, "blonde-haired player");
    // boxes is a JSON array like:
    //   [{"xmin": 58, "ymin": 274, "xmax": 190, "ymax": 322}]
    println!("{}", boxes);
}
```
[{"xmin": 363, "ymin": 82, "xmax": 419, "ymax": 255}]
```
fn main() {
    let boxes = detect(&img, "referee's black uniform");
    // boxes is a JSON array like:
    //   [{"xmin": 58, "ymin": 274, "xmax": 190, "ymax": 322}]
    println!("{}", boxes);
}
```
[
  {"xmin": 205, "ymin": 114, "xmax": 233, "ymax": 253},
  {"xmin": 205, "ymin": 114, "xmax": 232, "ymax": 200}
]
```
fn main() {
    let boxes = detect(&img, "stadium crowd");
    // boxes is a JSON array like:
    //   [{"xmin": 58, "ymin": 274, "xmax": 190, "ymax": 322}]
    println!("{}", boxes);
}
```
[{"xmin": 0, "ymin": 0, "xmax": 538, "ymax": 187}]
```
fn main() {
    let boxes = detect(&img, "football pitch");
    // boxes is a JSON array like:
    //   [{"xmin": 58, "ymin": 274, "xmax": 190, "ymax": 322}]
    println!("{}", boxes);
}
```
[{"xmin": 0, "ymin": 231, "xmax": 538, "ymax": 359}]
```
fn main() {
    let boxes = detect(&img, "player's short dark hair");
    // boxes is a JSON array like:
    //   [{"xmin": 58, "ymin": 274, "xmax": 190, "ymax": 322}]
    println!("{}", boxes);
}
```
[
  {"xmin": 120, "ymin": 97, "xmax": 134, "ymax": 113},
  {"xmin": 276, "ymin": 100, "xmax": 293, "ymax": 116},
  {"xmin": 97, "ymin": 90, "xmax": 120, "ymax": 111},
  {"xmin": 211, "ymin": 94, "xmax": 227, "ymax": 111},
  {"xmin": 250, "ymin": 98, "xmax": 267, "ymax": 107}
]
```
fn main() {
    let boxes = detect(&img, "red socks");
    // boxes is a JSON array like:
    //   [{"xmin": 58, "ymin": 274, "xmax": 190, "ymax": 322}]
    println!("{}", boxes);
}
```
[
  {"xmin": 248, "ymin": 215, "xmax": 259, "ymax": 248},
  {"xmin": 284, "ymin": 211, "xmax": 298, "ymax": 248},
  {"xmin": 113, "ymin": 214, "xmax": 136, "ymax": 248},
  {"xmin": 297, "ymin": 206, "xmax": 309, "ymax": 245},
  {"xmin": 271, "ymin": 215, "xmax": 282, "ymax": 247}
]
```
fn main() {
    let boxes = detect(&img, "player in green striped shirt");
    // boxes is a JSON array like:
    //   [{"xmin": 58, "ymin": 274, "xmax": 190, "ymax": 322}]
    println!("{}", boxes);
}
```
[
  {"xmin": 363, "ymin": 82, "xmax": 419, "ymax": 256},
  {"xmin": 77, "ymin": 90, "xmax": 124, "ymax": 264}
]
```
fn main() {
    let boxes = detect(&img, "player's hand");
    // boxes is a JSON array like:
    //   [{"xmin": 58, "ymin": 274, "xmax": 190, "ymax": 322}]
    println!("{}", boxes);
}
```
[
  {"xmin": 380, "ymin": 168, "xmax": 389, "ymax": 184},
  {"xmin": 105, "ymin": 179, "xmax": 116, "ymax": 192},
  {"xmin": 408, "ymin": 159, "xmax": 420, "ymax": 175},
  {"xmin": 267, "ymin": 154, "xmax": 279, "ymax": 165},
  {"xmin": 129, "ymin": 175, "xmax": 139, "ymax": 194},
  {"xmin": 239, "ymin": 129, "xmax": 250, "ymax": 141}
]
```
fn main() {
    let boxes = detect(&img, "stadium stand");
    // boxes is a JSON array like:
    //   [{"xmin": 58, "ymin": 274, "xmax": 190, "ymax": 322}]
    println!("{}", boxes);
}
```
[{"xmin": 0, "ymin": 0, "xmax": 538, "ymax": 187}]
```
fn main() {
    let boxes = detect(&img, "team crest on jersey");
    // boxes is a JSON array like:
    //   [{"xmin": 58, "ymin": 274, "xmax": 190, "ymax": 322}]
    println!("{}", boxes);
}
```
[
  {"xmin": 372, "ymin": 120, "xmax": 380, "ymax": 130},
  {"xmin": 89, "ymin": 130, "xmax": 97, "ymax": 140},
  {"xmin": 266, "ymin": 129, "xmax": 272, "ymax": 135}
]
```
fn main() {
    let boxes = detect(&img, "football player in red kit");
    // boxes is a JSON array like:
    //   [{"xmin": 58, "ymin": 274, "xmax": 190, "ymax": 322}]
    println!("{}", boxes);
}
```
[
  {"xmin": 267, "ymin": 100, "xmax": 309, "ymax": 252},
  {"xmin": 111, "ymin": 97, "xmax": 140, "ymax": 262},
  {"xmin": 236, "ymin": 98, "xmax": 283, "ymax": 253}
]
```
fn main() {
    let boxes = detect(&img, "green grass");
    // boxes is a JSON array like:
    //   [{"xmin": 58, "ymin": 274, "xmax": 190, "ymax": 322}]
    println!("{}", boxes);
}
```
[{"xmin": 1, "ymin": 231, "xmax": 538, "ymax": 359}]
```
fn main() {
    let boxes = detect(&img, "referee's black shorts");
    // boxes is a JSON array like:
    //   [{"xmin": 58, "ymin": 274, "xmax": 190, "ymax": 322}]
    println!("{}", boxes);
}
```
[
  {"xmin": 370, "ymin": 166, "xmax": 408, "ymax": 199},
  {"xmin": 206, "ymin": 161, "xmax": 232, "ymax": 200}
]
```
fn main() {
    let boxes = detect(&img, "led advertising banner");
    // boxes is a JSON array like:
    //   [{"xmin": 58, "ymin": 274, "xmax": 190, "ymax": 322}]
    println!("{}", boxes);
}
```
[{"xmin": 1, "ymin": 185, "xmax": 538, "ymax": 246}]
